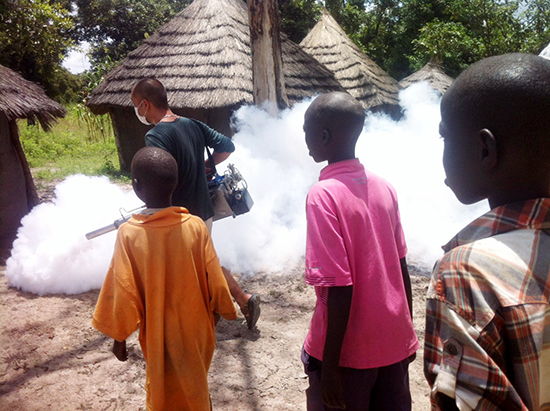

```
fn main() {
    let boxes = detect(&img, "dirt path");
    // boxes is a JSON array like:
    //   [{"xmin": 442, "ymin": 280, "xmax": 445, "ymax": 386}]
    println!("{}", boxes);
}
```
[{"xmin": 0, "ymin": 265, "xmax": 431, "ymax": 410}]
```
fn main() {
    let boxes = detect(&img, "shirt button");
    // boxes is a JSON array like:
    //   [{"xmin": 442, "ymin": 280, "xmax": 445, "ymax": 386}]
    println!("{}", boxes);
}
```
[{"xmin": 446, "ymin": 344, "xmax": 458, "ymax": 356}]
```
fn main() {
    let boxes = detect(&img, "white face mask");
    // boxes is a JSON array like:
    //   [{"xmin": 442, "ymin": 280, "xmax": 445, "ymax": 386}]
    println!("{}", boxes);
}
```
[{"xmin": 134, "ymin": 100, "xmax": 152, "ymax": 125}]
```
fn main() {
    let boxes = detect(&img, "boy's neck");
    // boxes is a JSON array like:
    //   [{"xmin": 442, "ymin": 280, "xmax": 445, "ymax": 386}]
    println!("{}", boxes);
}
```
[
  {"xmin": 327, "ymin": 153, "xmax": 355, "ymax": 165},
  {"xmin": 487, "ymin": 170, "xmax": 550, "ymax": 209},
  {"xmin": 489, "ymin": 190, "xmax": 550, "ymax": 209},
  {"xmin": 145, "ymin": 200, "xmax": 172, "ymax": 209}
]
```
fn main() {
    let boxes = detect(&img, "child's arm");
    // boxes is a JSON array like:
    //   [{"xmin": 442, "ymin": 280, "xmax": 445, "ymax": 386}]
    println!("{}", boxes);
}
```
[
  {"xmin": 400, "ymin": 257, "xmax": 413, "ymax": 320},
  {"xmin": 400, "ymin": 257, "xmax": 416, "ymax": 363},
  {"xmin": 112, "ymin": 339, "xmax": 128, "ymax": 362},
  {"xmin": 321, "ymin": 285, "xmax": 353, "ymax": 410}
]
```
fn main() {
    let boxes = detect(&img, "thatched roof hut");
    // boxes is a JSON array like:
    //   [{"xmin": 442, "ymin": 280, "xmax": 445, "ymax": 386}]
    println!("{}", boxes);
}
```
[
  {"xmin": 87, "ymin": 0, "xmax": 343, "ymax": 171},
  {"xmin": 398, "ymin": 62, "xmax": 454, "ymax": 95},
  {"xmin": 0, "ymin": 65, "xmax": 67, "ymax": 131},
  {"xmin": 299, "ymin": 8, "xmax": 400, "ymax": 117},
  {"xmin": 0, "ymin": 64, "xmax": 66, "ymax": 262}
]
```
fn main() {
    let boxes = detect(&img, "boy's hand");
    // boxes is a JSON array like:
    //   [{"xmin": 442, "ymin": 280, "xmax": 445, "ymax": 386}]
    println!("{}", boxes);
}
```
[
  {"xmin": 112, "ymin": 339, "xmax": 128, "ymax": 362},
  {"xmin": 321, "ymin": 366, "xmax": 346, "ymax": 409}
]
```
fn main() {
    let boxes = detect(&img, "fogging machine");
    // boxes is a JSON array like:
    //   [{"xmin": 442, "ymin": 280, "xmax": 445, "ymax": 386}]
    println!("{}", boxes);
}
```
[
  {"xmin": 85, "ymin": 153, "xmax": 253, "ymax": 239},
  {"xmin": 207, "ymin": 148, "xmax": 254, "ymax": 221}
]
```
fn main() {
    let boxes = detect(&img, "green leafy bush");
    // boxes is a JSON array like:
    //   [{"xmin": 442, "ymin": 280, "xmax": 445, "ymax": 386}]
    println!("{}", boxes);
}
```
[{"xmin": 18, "ymin": 105, "xmax": 130, "ymax": 184}]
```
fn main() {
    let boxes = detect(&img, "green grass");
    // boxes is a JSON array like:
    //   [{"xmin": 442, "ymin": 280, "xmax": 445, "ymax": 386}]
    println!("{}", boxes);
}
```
[{"xmin": 18, "ymin": 105, "xmax": 131, "ymax": 184}]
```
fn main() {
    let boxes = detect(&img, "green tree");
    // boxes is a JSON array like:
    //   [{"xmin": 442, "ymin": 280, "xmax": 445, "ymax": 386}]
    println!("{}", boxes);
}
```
[
  {"xmin": 73, "ymin": 0, "xmax": 189, "ymax": 67},
  {"xmin": 0, "ymin": 0, "xmax": 80, "ymax": 100},
  {"xmin": 408, "ymin": 0, "xmax": 524, "ymax": 77},
  {"xmin": 519, "ymin": 0, "xmax": 550, "ymax": 53},
  {"xmin": 337, "ymin": 0, "xmax": 533, "ymax": 78},
  {"xmin": 279, "ymin": 0, "xmax": 321, "ymax": 43},
  {"xmin": 410, "ymin": 19, "xmax": 479, "ymax": 75}
]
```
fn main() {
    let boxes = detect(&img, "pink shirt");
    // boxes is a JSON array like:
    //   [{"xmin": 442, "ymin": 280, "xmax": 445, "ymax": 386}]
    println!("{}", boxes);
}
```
[{"xmin": 304, "ymin": 159, "xmax": 419, "ymax": 369}]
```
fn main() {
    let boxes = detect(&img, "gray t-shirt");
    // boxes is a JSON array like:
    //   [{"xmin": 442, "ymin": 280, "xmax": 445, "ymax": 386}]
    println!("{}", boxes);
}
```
[{"xmin": 145, "ymin": 117, "xmax": 235, "ymax": 220}]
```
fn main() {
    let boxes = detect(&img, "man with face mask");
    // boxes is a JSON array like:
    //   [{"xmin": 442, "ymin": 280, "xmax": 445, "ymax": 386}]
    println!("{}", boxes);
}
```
[{"xmin": 130, "ymin": 78, "xmax": 261, "ymax": 330}]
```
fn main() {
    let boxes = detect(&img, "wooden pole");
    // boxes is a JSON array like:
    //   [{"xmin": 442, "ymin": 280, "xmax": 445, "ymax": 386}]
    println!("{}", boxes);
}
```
[{"xmin": 248, "ymin": 0, "xmax": 288, "ymax": 116}]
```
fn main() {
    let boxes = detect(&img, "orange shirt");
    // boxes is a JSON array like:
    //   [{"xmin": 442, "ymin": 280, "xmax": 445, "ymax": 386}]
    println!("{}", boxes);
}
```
[{"xmin": 92, "ymin": 207, "xmax": 237, "ymax": 411}]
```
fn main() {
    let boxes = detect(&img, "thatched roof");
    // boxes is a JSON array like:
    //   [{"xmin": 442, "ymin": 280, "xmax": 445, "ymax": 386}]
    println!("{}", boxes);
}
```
[
  {"xmin": 281, "ymin": 33, "xmax": 343, "ymax": 103},
  {"xmin": 398, "ymin": 62, "xmax": 454, "ymax": 94},
  {"xmin": 0, "ymin": 64, "xmax": 66, "ymax": 130},
  {"xmin": 87, "ymin": 0, "xmax": 342, "ymax": 114},
  {"xmin": 299, "ymin": 9, "xmax": 399, "ymax": 110}
]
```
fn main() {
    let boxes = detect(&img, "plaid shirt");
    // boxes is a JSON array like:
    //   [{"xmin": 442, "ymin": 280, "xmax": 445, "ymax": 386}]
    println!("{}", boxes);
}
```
[{"xmin": 424, "ymin": 198, "xmax": 550, "ymax": 411}]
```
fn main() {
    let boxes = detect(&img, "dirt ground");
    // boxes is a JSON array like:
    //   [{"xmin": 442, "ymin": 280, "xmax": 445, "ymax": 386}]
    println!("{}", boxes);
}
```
[
  {"xmin": 1, "ymin": 174, "xmax": 432, "ymax": 410},
  {"xmin": 0, "ymin": 263, "xmax": 432, "ymax": 411}
]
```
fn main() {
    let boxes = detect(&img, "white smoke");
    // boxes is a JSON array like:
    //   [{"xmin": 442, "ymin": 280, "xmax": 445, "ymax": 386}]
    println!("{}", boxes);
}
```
[
  {"xmin": 210, "ymin": 100, "xmax": 321, "ymax": 274},
  {"xmin": 6, "ymin": 175, "xmax": 141, "ymax": 295},
  {"xmin": 5, "ymin": 83, "xmax": 487, "ymax": 295},
  {"xmin": 356, "ymin": 83, "xmax": 487, "ymax": 267}
]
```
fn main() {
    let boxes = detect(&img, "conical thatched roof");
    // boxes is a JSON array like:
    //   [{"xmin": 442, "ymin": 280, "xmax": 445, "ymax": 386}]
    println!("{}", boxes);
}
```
[
  {"xmin": 398, "ymin": 62, "xmax": 454, "ymax": 94},
  {"xmin": 0, "ymin": 64, "xmax": 66, "ymax": 130},
  {"xmin": 299, "ymin": 9, "xmax": 399, "ymax": 111},
  {"xmin": 281, "ymin": 33, "xmax": 343, "ymax": 103},
  {"xmin": 87, "ymin": 0, "xmax": 342, "ymax": 114}
]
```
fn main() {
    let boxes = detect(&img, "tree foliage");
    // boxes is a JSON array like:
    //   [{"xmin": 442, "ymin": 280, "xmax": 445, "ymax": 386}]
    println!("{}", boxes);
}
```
[
  {"xmin": 0, "ymin": 0, "xmax": 81, "ymax": 101},
  {"xmin": 3, "ymin": 0, "xmax": 550, "ymax": 100},
  {"xmin": 319, "ymin": 0, "xmax": 550, "ymax": 79},
  {"xmin": 279, "ymin": 0, "xmax": 321, "ymax": 43},
  {"xmin": 73, "ymin": 0, "xmax": 190, "ymax": 66},
  {"xmin": 519, "ymin": 0, "xmax": 550, "ymax": 53}
]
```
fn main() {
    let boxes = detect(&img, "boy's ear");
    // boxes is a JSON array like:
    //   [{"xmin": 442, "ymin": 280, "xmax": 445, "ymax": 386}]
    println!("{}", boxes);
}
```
[
  {"xmin": 320, "ymin": 129, "xmax": 331, "ymax": 146},
  {"xmin": 479, "ymin": 128, "xmax": 498, "ymax": 169},
  {"xmin": 133, "ymin": 177, "xmax": 142, "ymax": 192}
]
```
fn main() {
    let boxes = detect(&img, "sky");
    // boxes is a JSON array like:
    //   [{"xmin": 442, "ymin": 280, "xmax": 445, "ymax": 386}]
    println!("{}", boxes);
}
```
[{"xmin": 63, "ymin": 43, "xmax": 91, "ymax": 74}]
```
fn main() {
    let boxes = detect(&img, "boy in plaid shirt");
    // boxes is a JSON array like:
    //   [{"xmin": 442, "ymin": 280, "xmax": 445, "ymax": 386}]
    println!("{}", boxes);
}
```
[{"xmin": 424, "ymin": 53, "xmax": 550, "ymax": 410}]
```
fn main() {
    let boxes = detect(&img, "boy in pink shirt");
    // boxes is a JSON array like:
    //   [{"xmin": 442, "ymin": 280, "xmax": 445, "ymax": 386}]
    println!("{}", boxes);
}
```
[{"xmin": 302, "ymin": 92, "xmax": 419, "ymax": 410}]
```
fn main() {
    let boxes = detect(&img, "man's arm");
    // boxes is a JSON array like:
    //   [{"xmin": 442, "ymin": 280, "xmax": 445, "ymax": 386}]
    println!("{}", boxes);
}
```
[
  {"xmin": 197, "ymin": 120, "xmax": 235, "ymax": 154},
  {"xmin": 212, "ymin": 151, "xmax": 231, "ymax": 165},
  {"xmin": 206, "ymin": 151, "xmax": 232, "ymax": 172},
  {"xmin": 322, "ymin": 285, "xmax": 353, "ymax": 410}
]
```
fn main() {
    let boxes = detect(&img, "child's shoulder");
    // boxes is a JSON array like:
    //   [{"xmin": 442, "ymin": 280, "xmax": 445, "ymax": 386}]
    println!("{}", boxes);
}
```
[
  {"xmin": 187, "ymin": 213, "xmax": 208, "ymax": 226},
  {"xmin": 308, "ymin": 178, "xmax": 339, "ymax": 197}
]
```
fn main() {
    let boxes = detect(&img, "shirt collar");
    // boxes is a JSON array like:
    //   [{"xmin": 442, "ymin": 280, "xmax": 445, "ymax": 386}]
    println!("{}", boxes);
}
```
[
  {"xmin": 139, "ymin": 207, "xmax": 165, "ymax": 215},
  {"xmin": 443, "ymin": 198, "xmax": 550, "ymax": 252},
  {"xmin": 319, "ymin": 158, "xmax": 362, "ymax": 180},
  {"xmin": 130, "ymin": 206, "xmax": 190, "ymax": 225}
]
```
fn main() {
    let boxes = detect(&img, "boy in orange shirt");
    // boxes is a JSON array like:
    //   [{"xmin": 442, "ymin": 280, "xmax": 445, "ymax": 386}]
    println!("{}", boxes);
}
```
[{"xmin": 92, "ymin": 147, "xmax": 237, "ymax": 411}]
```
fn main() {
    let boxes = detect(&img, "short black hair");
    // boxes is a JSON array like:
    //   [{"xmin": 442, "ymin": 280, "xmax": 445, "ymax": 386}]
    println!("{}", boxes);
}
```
[
  {"xmin": 131, "ymin": 147, "xmax": 177, "ymax": 200},
  {"xmin": 443, "ymin": 53, "xmax": 550, "ymax": 158},
  {"xmin": 307, "ymin": 92, "xmax": 365, "ymax": 143},
  {"xmin": 132, "ymin": 78, "xmax": 169, "ymax": 110}
]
